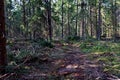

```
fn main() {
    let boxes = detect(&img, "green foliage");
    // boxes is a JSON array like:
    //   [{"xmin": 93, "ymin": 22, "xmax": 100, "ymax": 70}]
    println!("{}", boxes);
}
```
[
  {"xmin": 79, "ymin": 42, "xmax": 93, "ymax": 53},
  {"xmin": 67, "ymin": 36, "xmax": 81, "ymax": 41},
  {"xmin": 40, "ymin": 40, "xmax": 54, "ymax": 48},
  {"xmin": 32, "ymin": 38, "xmax": 54, "ymax": 48},
  {"xmin": 80, "ymin": 41, "xmax": 120, "ymax": 77},
  {"xmin": 7, "ymin": 50, "xmax": 30, "ymax": 64},
  {"xmin": 7, "ymin": 53, "xmax": 16, "ymax": 61},
  {"xmin": 15, "ymin": 50, "xmax": 30, "ymax": 60},
  {"xmin": 79, "ymin": 41, "xmax": 115, "ymax": 53},
  {"xmin": 6, "ymin": 64, "xmax": 28, "ymax": 74},
  {"xmin": 92, "ymin": 43, "xmax": 109, "ymax": 52},
  {"xmin": 95, "ymin": 52, "xmax": 120, "ymax": 77},
  {"xmin": 7, "ymin": 52, "xmax": 29, "ymax": 75}
]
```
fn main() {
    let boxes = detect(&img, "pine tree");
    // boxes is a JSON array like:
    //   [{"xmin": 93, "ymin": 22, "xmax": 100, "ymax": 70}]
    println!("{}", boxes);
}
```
[{"xmin": 0, "ymin": 0, "xmax": 7, "ymax": 74}]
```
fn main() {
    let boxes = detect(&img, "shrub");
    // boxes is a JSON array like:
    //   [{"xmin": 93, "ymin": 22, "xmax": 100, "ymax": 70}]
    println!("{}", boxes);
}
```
[
  {"xmin": 67, "ymin": 36, "xmax": 81, "ymax": 41},
  {"xmin": 32, "ymin": 38, "xmax": 54, "ymax": 48}
]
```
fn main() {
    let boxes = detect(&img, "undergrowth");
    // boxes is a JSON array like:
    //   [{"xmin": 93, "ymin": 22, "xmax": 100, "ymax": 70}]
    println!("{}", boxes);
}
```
[
  {"xmin": 6, "ymin": 38, "xmax": 120, "ymax": 79},
  {"xmin": 79, "ymin": 41, "xmax": 120, "ymax": 77},
  {"xmin": 6, "ymin": 38, "xmax": 54, "ymax": 75}
]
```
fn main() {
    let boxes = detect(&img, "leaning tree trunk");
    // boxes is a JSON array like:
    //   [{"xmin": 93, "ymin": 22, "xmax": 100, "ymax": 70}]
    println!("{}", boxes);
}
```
[{"xmin": 0, "ymin": 0, "xmax": 7, "ymax": 74}]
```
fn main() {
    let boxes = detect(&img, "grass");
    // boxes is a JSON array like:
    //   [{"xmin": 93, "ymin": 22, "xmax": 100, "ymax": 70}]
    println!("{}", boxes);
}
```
[
  {"xmin": 79, "ymin": 41, "xmax": 120, "ymax": 53},
  {"xmin": 79, "ymin": 40, "xmax": 120, "ymax": 77}
]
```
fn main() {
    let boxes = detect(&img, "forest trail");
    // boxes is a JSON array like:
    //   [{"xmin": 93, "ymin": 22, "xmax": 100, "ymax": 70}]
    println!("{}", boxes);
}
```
[
  {"xmin": 18, "ymin": 42, "xmax": 112, "ymax": 80},
  {"xmin": 2, "ymin": 42, "xmax": 119, "ymax": 80}
]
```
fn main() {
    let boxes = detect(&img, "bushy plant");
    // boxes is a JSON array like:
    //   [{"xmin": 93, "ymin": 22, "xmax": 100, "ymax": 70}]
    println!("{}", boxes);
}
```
[
  {"xmin": 32, "ymin": 38, "xmax": 54, "ymax": 48},
  {"xmin": 40, "ymin": 40, "xmax": 54, "ymax": 48},
  {"xmin": 67, "ymin": 36, "xmax": 81, "ymax": 41}
]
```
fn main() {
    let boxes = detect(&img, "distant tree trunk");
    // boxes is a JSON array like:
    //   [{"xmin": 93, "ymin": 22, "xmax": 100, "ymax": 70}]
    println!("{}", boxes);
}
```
[
  {"xmin": 112, "ymin": 0, "xmax": 117, "ymax": 41},
  {"xmin": 26, "ymin": 1, "xmax": 30, "ymax": 39},
  {"xmin": 67, "ymin": 3, "xmax": 70, "ymax": 36},
  {"xmin": 96, "ymin": 0, "xmax": 102, "ymax": 40},
  {"xmin": 75, "ymin": 0, "xmax": 78, "ymax": 36},
  {"xmin": 0, "ymin": 0, "xmax": 7, "ymax": 74},
  {"xmin": 22, "ymin": 0, "xmax": 26, "ymax": 37},
  {"xmin": 82, "ymin": 14, "xmax": 85, "ymax": 39},
  {"xmin": 95, "ymin": 5, "xmax": 98, "ymax": 39},
  {"xmin": 81, "ymin": 1, "xmax": 86, "ymax": 40},
  {"xmin": 46, "ymin": 0, "xmax": 52, "ymax": 41},
  {"xmin": 89, "ymin": 6, "xmax": 93, "ymax": 37},
  {"xmin": 61, "ymin": 0, "xmax": 64, "ymax": 39}
]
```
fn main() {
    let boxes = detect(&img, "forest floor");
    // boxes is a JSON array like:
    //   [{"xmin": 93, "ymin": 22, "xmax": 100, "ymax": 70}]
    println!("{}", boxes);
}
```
[{"xmin": 1, "ymin": 41, "xmax": 120, "ymax": 80}]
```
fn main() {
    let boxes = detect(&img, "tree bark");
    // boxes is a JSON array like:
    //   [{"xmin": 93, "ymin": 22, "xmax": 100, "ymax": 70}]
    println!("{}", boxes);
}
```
[
  {"xmin": 46, "ymin": 0, "xmax": 52, "ymax": 41},
  {"xmin": 81, "ymin": 1, "xmax": 86, "ymax": 40},
  {"xmin": 96, "ymin": 0, "xmax": 102, "ymax": 40},
  {"xmin": 0, "ymin": 0, "xmax": 7, "ymax": 74},
  {"xmin": 22, "ymin": 0, "xmax": 27, "ymax": 37},
  {"xmin": 61, "ymin": 0, "xmax": 64, "ymax": 39},
  {"xmin": 112, "ymin": 0, "xmax": 117, "ymax": 41},
  {"xmin": 89, "ymin": 6, "xmax": 93, "ymax": 37},
  {"xmin": 75, "ymin": 0, "xmax": 78, "ymax": 36},
  {"xmin": 67, "ymin": 3, "xmax": 70, "ymax": 36}
]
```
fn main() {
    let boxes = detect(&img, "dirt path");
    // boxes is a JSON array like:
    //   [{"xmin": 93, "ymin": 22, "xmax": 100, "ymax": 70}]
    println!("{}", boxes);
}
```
[{"xmin": 4, "ymin": 43, "xmax": 120, "ymax": 80}]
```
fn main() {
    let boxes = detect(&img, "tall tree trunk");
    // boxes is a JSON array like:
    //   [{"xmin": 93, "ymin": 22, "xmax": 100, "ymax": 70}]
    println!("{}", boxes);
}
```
[
  {"xmin": 68, "ymin": 3, "xmax": 70, "ymax": 36},
  {"xmin": 75, "ymin": 0, "xmax": 78, "ymax": 36},
  {"xmin": 61, "ymin": 0, "xmax": 64, "ymax": 39},
  {"xmin": 46, "ymin": 0, "xmax": 52, "ymax": 41},
  {"xmin": 22, "ymin": 0, "xmax": 26, "ymax": 37},
  {"xmin": 89, "ymin": 6, "xmax": 93, "ymax": 37},
  {"xmin": 81, "ymin": 1, "xmax": 86, "ymax": 40},
  {"xmin": 96, "ymin": 0, "xmax": 102, "ymax": 40},
  {"xmin": 95, "ymin": 6, "xmax": 98, "ymax": 39},
  {"xmin": 82, "ymin": 14, "xmax": 85, "ymax": 39},
  {"xmin": 112, "ymin": 0, "xmax": 117, "ymax": 41},
  {"xmin": 0, "ymin": 0, "xmax": 7, "ymax": 74},
  {"xmin": 28, "ymin": 0, "xmax": 32, "ymax": 39}
]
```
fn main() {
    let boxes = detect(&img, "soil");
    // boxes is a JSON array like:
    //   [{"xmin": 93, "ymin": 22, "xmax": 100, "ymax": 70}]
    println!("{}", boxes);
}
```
[{"xmin": 1, "ymin": 42, "xmax": 119, "ymax": 80}]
